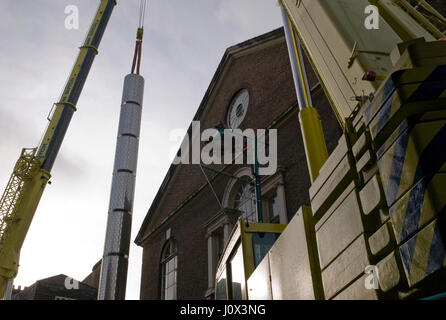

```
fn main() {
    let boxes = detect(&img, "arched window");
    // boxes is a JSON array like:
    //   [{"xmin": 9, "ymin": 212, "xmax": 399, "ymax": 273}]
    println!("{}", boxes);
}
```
[
  {"xmin": 160, "ymin": 239, "xmax": 177, "ymax": 300},
  {"xmin": 233, "ymin": 176, "xmax": 257, "ymax": 222}
]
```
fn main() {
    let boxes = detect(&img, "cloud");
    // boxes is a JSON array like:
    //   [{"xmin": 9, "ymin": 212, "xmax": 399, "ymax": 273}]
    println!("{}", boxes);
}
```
[{"xmin": 216, "ymin": 0, "xmax": 282, "ymax": 37}]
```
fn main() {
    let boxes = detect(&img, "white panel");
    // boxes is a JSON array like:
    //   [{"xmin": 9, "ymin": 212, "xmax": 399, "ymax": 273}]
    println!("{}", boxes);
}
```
[
  {"xmin": 118, "ymin": 102, "xmax": 142, "ymax": 137},
  {"xmin": 269, "ymin": 208, "xmax": 316, "ymax": 299},
  {"xmin": 121, "ymin": 74, "xmax": 144, "ymax": 105},
  {"xmin": 113, "ymin": 135, "xmax": 139, "ymax": 173}
]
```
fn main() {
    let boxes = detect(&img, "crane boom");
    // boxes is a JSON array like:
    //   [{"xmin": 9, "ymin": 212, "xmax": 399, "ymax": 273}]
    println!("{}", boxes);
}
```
[{"xmin": 0, "ymin": 0, "xmax": 117, "ymax": 297}]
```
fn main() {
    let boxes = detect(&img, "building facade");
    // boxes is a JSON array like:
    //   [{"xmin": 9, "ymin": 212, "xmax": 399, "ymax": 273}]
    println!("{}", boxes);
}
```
[{"xmin": 135, "ymin": 27, "xmax": 342, "ymax": 300}]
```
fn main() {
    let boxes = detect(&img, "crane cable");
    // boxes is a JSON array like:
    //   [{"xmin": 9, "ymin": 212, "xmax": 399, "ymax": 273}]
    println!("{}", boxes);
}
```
[
  {"xmin": 138, "ymin": 0, "xmax": 147, "ymax": 29},
  {"xmin": 131, "ymin": 0, "xmax": 147, "ymax": 75}
]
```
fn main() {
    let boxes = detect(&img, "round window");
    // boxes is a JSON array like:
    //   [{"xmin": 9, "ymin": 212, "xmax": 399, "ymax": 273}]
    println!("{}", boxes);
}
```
[{"xmin": 227, "ymin": 89, "xmax": 249, "ymax": 129}]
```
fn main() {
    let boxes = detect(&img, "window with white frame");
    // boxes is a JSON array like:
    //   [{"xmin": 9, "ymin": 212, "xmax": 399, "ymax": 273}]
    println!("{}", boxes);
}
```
[
  {"xmin": 160, "ymin": 239, "xmax": 177, "ymax": 300},
  {"xmin": 263, "ymin": 189, "xmax": 280, "ymax": 223},
  {"xmin": 215, "ymin": 230, "xmax": 224, "ymax": 261},
  {"xmin": 204, "ymin": 209, "xmax": 239, "ymax": 299}
]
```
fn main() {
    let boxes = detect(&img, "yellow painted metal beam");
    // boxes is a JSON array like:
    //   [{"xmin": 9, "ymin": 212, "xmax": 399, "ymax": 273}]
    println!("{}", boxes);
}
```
[
  {"xmin": 282, "ymin": 7, "xmax": 329, "ymax": 182},
  {"xmin": 299, "ymin": 108, "xmax": 329, "ymax": 183}
]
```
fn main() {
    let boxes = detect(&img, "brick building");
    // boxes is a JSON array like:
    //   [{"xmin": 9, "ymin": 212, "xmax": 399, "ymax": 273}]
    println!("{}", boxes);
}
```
[
  {"xmin": 134, "ymin": 0, "xmax": 446, "ymax": 299},
  {"xmin": 134, "ymin": 27, "xmax": 342, "ymax": 300}
]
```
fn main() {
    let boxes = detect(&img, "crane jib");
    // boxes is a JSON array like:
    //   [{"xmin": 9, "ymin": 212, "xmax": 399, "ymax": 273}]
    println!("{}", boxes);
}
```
[
  {"xmin": 40, "ymin": 108, "xmax": 75, "ymax": 172},
  {"xmin": 0, "ymin": 0, "xmax": 117, "ymax": 298},
  {"xmin": 88, "ymin": 0, "xmax": 115, "ymax": 48},
  {"xmin": 37, "ymin": 0, "xmax": 116, "ymax": 172}
]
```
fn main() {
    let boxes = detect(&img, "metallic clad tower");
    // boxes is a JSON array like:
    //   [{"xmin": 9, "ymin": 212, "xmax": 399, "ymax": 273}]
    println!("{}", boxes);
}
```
[
  {"xmin": 98, "ymin": 73, "xmax": 144, "ymax": 300},
  {"xmin": 98, "ymin": 0, "xmax": 147, "ymax": 300}
]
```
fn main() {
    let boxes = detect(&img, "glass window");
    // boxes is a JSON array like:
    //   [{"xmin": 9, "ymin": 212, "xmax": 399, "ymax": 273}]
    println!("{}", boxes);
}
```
[
  {"xmin": 271, "ymin": 193, "xmax": 279, "ymax": 218},
  {"xmin": 216, "ymin": 231, "xmax": 224, "ymax": 261},
  {"xmin": 269, "ymin": 192, "xmax": 280, "ymax": 220},
  {"xmin": 208, "ymin": 230, "xmax": 225, "ymax": 299},
  {"xmin": 252, "ymin": 232, "xmax": 280, "ymax": 268},
  {"xmin": 229, "ymin": 245, "xmax": 245, "ymax": 300},
  {"xmin": 234, "ymin": 178, "xmax": 257, "ymax": 222},
  {"xmin": 227, "ymin": 89, "xmax": 249, "ymax": 129},
  {"xmin": 161, "ymin": 240, "xmax": 177, "ymax": 300},
  {"xmin": 215, "ymin": 268, "xmax": 227, "ymax": 300}
]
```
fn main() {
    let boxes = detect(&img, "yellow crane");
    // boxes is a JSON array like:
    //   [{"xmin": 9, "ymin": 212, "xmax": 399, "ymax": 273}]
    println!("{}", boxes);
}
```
[
  {"xmin": 216, "ymin": 0, "xmax": 446, "ymax": 300},
  {"xmin": 0, "ymin": 0, "xmax": 117, "ymax": 297}
]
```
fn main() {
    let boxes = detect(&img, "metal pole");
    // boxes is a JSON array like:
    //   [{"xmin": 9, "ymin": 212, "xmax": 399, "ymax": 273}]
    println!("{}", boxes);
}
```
[
  {"xmin": 280, "ymin": 4, "xmax": 328, "ymax": 182},
  {"xmin": 280, "ymin": 6, "xmax": 312, "ymax": 110},
  {"xmin": 254, "ymin": 136, "xmax": 263, "ymax": 223}
]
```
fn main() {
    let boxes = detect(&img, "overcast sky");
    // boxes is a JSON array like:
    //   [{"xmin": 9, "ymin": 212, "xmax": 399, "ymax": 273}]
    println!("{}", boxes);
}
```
[{"xmin": 0, "ymin": 0, "xmax": 282, "ymax": 299}]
